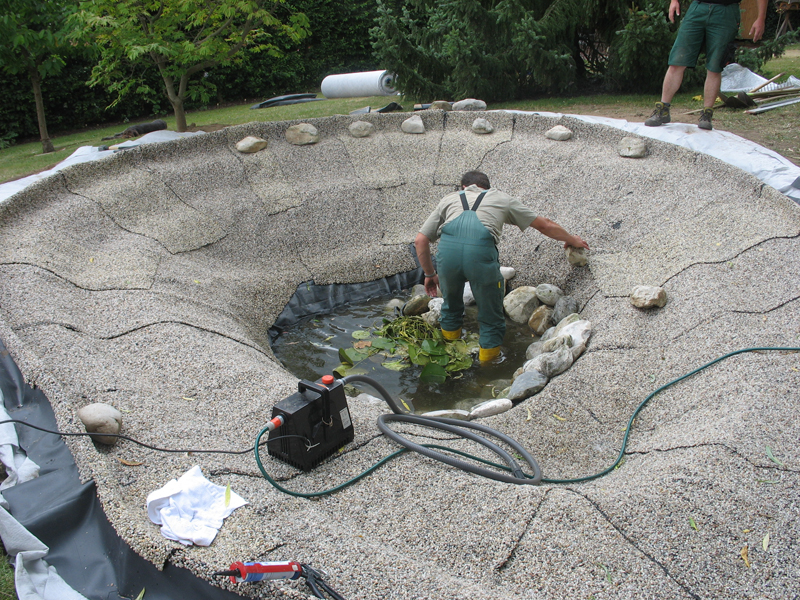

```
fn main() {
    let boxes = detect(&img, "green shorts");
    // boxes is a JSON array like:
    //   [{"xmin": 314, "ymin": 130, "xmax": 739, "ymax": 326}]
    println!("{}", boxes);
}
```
[{"xmin": 668, "ymin": 1, "xmax": 740, "ymax": 73}]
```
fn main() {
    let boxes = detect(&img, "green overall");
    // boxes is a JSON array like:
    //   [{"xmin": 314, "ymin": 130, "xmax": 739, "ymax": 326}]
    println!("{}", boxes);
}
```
[{"xmin": 436, "ymin": 192, "xmax": 505, "ymax": 349}]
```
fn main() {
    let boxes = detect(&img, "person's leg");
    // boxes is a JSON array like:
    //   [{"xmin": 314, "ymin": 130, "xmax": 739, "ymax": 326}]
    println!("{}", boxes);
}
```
[
  {"xmin": 435, "ymin": 241, "xmax": 466, "ymax": 338},
  {"xmin": 462, "ymin": 245, "xmax": 505, "ymax": 359},
  {"xmin": 661, "ymin": 65, "xmax": 687, "ymax": 104},
  {"xmin": 646, "ymin": 1, "xmax": 705, "ymax": 127},
  {"xmin": 699, "ymin": 4, "xmax": 740, "ymax": 130}
]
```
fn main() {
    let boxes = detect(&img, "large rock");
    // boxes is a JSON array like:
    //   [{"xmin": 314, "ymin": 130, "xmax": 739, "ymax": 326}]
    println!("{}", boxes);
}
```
[
  {"xmin": 77, "ymin": 403, "xmax": 123, "ymax": 445},
  {"xmin": 429, "ymin": 100, "xmax": 452, "ymax": 111},
  {"xmin": 463, "ymin": 282, "xmax": 476, "ymax": 306},
  {"xmin": 565, "ymin": 246, "xmax": 588, "ymax": 266},
  {"xmin": 235, "ymin": 136, "xmax": 268, "ymax": 153},
  {"xmin": 285, "ymin": 123, "xmax": 319, "ymax": 145},
  {"xmin": 403, "ymin": 294, "xmax": 431, "ymax": 316},
  {"xmin": 558, "ymin": 320, "xmax": 592, "ymax": 359},
  {"xmin": 524, "ymin": 340, "xmax": 573, "ymax": 378},
  {"xmin": 545, "ymin": 125, "xmax": 572, "ymax": 141},
  {"xmin": 630, "ymin": 285, "xmax": 668, "ymax": 308},
  {"xmin": 528, "ymin": 305, "xmax": 554, "ymax": 335},
  {"xmin": 468, "ymin": 398, "xmax": 512, "ymax": 419},
  {"xmin": 619, "ymin": 136, "xmax": 647, "ymax": 158},
  {"xmin": 552, "ymin": 295, "xmax": 579, "ymax": 324},
  {"xmin": 550, "ymin": 313, "xmax": 581, "ymax": 338},
  {"xmin": 503, "ymin": 286, "xmax": 540, "ymax": 323},
  {"xmin": 452, "ymin": 98, "xmax": 487, "ymax": 111},
  {"xmin": 508, "ymin": 369, "xmax": 549, "ymax": 401},
  {"xmin": 401, "ymin": 115, "xmax": 425, "ymax": 134},
  {"xmin": 472, "ymin": 118, "xmax": 494, "ymax": 134},
  {"xmin": 349, "ymin": 121, "xmax": 375, "ymax": 138},
  {"xmin": 536, "ymin": 283, "xmax": 564, "ymax": 306}
]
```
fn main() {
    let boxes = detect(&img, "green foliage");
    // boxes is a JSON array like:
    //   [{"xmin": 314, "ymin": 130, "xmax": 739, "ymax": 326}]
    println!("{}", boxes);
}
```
[
  {"xmin": 735, "ymin": 30, "xmax": 800, "ymax": 73},
  {"xmin": 335, "ymin": 315, "xmax": 474, "ymax": 381},
  {"xmin": 71, "ymin": 0, "xmax": 311, "ymax": 129},
  {"xmin": 371, "ymin": 0, "xmax": 639, "ymax": 101},
  {"xmin": 606, "ymin": 1, "xmax": 676, "ymax": 92},
  {"xmin": 208, "ymin": 0, "xmax": 380, "ymax": 102}
]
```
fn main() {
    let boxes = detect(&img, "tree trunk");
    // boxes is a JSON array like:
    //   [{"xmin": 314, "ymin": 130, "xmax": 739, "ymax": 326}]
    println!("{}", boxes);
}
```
[
  {"xmin": 159, "ymin": 71, "xmax": 187, "ymax": 132},
  {"xmin": 28, "ymin": 65, "xmax": 54, "ymax": 154}
]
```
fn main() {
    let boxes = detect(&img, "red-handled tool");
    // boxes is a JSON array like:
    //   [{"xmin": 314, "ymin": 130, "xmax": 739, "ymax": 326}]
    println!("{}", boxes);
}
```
[{"xmin": 213, "ymin": 560, "xmax": 301, "ymax": 583}]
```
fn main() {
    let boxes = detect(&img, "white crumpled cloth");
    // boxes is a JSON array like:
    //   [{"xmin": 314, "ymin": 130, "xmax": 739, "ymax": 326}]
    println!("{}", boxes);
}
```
[{"xmin": 146, "ymin": 465, "xmax": 248, "ymax": 546}]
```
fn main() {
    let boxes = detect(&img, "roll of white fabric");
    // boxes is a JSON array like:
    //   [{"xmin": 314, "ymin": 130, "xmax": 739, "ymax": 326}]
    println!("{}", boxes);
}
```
[{"xmin": 321, "ymin": 70, "xmax": 396, "ymax": 98}]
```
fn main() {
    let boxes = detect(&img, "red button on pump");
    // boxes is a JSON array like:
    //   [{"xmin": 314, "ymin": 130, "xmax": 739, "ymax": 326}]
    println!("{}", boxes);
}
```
[{"xmin": 321, "ymin": 375, "xmax": 335, "ymax": 385}]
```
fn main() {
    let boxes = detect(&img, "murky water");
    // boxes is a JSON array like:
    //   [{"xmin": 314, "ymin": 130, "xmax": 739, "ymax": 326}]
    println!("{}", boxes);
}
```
[{"xmin": 271, "ymin": 292, "xmax": 535, "ymax": 413}]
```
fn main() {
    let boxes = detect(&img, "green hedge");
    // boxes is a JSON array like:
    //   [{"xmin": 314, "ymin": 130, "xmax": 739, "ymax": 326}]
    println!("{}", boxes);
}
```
[{"xmin": 1, "ymin": 0, "xmax": 379, "ymax": 143}]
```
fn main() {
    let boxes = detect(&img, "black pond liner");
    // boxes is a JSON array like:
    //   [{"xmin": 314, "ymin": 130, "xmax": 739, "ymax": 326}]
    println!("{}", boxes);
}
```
[
  {"xmin": 0, "ymin": 337, "xmax": 250, "ymax": 600},
  {"xmin": 268, "ymin": 267, "xmax": 425, "ymax": 344}
]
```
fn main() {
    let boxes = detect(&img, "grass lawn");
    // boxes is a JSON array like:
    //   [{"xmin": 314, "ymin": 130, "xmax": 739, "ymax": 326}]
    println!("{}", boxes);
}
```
[{"xmin": 2, "ymin": 44, "xmax": 798, "ymax": 185}]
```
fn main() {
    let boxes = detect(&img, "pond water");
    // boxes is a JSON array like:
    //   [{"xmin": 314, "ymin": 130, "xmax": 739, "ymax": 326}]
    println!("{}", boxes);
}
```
[{"xmin": 271, "ymin": 291, "xmax": 535, "ymax": 413}]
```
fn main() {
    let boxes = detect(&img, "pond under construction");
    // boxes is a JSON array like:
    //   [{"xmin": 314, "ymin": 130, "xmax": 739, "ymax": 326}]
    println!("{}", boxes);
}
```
[{"xmin": 271, "ymin": 290, "xmax": 534, "ymax": 413}]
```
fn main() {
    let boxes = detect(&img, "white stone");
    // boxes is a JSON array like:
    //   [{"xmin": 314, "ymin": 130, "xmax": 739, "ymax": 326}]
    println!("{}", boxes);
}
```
[
  {"xmin": 235, "ymin": 136, "xmax": 268, "ymax": 153},
  {"xmin": 421, "ymin": 409, "xmax": 469, "ymax": 419},
  {"xmin": 551, "ymin": 313, "xmax": 581, "ymax": 338},
  {"xmin": 463, "ymin": 282, "xmax": 476, "ymax": 306},
  {"xmin": 536, "ymin": 283, "xmax": 564, "ymax": 306},
  {"xmin": 349, "ymin": 121, "xmax": 374, "ymax": 138},
  {"xmin": 566, "ymin": 246, "xmax": 588, "ymax": 266},
  {"xmin": 472, "ymin": 118, "xmax": 494, "ymax": 134},
  {"xmin": 401, "ymin": 115, "xmax": 425, "ymax": 134},
  {"xmin": 468, "ymin": 398, "xmax": 512, "ymax": 419},
  {"xmin": 558, "ymin": 320, "xmax": 592, "ymax": 359},
  {"xmin": 77, "ymin": 403, "xmax": 123, "ymax": 445},
  {"xmin": 619, "ymin": 136, "xmax": 647, "ymax": 158},
  {"xmin": 545, "ymin": 125, "xmax": 573, "ymax": 141},
  {"xmin": 452, "ymin": 98, "xmax": 487, "ymax": 111},
  {"xmin": 500, "ymin": 266, "xmax": 516, "ymax": 280},
  {"xmin": 285, "ymin": 123, "xmax": 319, "ymax": 145},
  {"xmin": 630, "ymin": 285, "xmax": 668, "ymax": 308},
  {"xmin": 503, "ymin": 286, "xmax": 540, "ymax": 323}
]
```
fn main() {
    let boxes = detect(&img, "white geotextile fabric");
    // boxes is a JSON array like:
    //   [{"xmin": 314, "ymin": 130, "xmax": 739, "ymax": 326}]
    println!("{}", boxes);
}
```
[
  {"xmin": 506, "ymin": 110, "xmax": 800, "ymax": 204},
  {"xmin": 0, "ymin": 130, "xmax": 204, "ymax": 203},
  {"xmin": 321, "ymin": 70, "xmax": 397, "ymax": 98},
  {"xmin": 146, "ymin": 465, "xmax": 248, "ymax": 546},
  {"xmin": 0, "ymin": 389, "xmax": 86, "ymax": 600},
  {"xmin": 0, "ymin": 504, "xmax": 89, "ymax": 600},
  {"xmin": 0, "ymin": 393, "xmax": 39, "ymax": 491},
  {"xmin": 720, "ymin": 63, "xmax": 800, "ymax": 94}
]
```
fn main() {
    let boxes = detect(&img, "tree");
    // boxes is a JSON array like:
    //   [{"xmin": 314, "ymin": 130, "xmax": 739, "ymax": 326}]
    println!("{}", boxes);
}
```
[
  {"xmin": 0, "ymin": 0, "xmax": 74, "ymax": 153},
  {"xmin": 73, "ymin": 0, "xmax": 310, "ymax": 132},
  {"xmin": 371, "ymin": 0, "xmax": 678, "ymax": 101}
]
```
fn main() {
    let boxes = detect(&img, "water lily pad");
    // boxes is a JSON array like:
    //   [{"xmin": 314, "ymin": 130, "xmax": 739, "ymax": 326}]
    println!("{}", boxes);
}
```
[
  {"xmin": 352, "ymin": 330, "xmax": 371, "ymax": 339},
  {"xmin": 339, "ymin": 347, "xmax": 367, "ymax": 365},
  {"xmin": 420, "ymin": 363, "xmax": 448, "ymax": 383}
]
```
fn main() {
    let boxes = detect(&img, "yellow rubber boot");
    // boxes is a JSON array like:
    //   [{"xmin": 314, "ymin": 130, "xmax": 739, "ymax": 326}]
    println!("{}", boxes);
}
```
[
  {"xmin": 478, "ymin": 347, "xmax": 500, "ymax": 362},
  {"xmin": 441, "ymin": 328, "xmax": 461, "ymax": 341}
]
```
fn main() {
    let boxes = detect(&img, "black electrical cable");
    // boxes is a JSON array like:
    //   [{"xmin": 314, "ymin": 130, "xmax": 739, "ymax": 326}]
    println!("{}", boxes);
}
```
[{"xmin": 0, "ymin": 418, "xmax": 307, "ymax": 455}]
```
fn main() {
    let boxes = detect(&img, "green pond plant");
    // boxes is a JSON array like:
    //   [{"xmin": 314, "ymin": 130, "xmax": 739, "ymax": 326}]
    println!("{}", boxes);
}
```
[{"xmin": 335, "ymin": 315, "xmax": 478, "ymax": 384}]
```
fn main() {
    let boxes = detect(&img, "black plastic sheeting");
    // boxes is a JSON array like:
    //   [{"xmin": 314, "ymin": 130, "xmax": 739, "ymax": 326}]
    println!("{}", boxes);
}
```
[
  {"xmin": 268, "ymin": 266, "xmax": 424, "ymax": 344},
  {"xmin": 0, "ymin": 338, "xmax": 251, "ymax": 600}
]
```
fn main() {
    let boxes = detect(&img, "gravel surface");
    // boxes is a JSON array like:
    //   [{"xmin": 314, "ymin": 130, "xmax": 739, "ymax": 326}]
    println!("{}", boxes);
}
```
[{"xmin": 0, "ymin": 111, "xmax": 798, "ymax": 600}]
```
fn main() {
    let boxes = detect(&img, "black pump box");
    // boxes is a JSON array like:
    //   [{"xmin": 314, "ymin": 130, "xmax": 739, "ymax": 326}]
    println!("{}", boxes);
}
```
[{"xmin": 267, "ymin": 377, "xmax": 354, "ymax": 471}]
